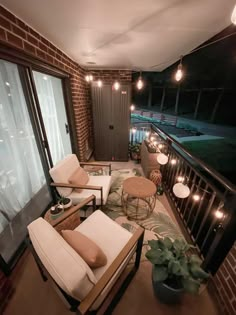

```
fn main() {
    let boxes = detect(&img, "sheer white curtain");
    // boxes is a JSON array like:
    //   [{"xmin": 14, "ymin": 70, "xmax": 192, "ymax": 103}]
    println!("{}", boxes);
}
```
[
  {"xmin": 33, "ymin": 72, "xmax": 70, "ymax": 165},
  {"xmin": 0, "ymin": 60, "xmax": 45, "ymax": 233}
]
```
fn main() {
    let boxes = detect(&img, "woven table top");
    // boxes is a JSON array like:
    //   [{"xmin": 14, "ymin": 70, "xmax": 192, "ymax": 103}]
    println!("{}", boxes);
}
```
[{"xmin": 123, "ymin": 177, "xmax": 156, "ymax": 198}]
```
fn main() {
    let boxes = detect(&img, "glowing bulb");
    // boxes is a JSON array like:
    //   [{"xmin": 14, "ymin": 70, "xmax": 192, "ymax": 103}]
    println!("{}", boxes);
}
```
[
  {"xmin": 85, "ymin": 75, "xmax": 90, "ymax": 82},
  {"xmin": 146, "ymin": 131, "xmax": 150, "ymax": 137},
  {"xmin": 231, "ymin": 5, "xmax": 236, "ymax": 24},
  {"xmin": 8, "ymin": 93, "xmax": 11, "ymax": 97},
  {"xmin": 177, "ymin": 176, "xmax": 184, "ymax": 183},
  {"xmin": 150, "ymin": 136, "xmax": 154, "ymax": 142},
  {"xmin": 114, "ymin": 81, "xmax": 120, "ymax": 90},
  {"xmin": 153, "ymin": 141, "xmax": 157, "ymax": 146},
  {"xmin": 215, "ymin": 210, "xmax": 224, "ymax": 219},
  {"xmin": 130, "ymin": 104, "xmax": 135, "ymax": 111},
  {"xmin": 170, "ymin": 159, "xmax": 177, "ymax": 165},
  {"xmin": 5, "ymin": 81, "xmax": 10, "ymax": 86},
  {"xmin": 132, "ymin": 128, "xmax": 137, "ymax": 133},
  {"xmin": 89, "ymin": 75, "xmax": 93, "ymax": 81},
  {"xmin": 97, "ymin": 80, "xmax": 102, "ymax": 87},
  {"xmin": 193, "ymin": 194, "xmax": 200, "ymax": 201},
  {"xmin": 158, "ymin": 144, "xmax": 163, "ymax": 149},
  {"xmin": 43, "ymin": 75, "xmax": 48, "ymax": 81},
  {"xmin": 137, "ymin": 78, "xmax": 143, "ymax": 90},
  {"xmin": 175, "ymin": 68, "xmax": 183, "ymax": 82}
]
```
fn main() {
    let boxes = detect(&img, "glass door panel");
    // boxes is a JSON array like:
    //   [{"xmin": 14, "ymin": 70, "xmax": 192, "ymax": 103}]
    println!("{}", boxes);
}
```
[
  {"xmin": 0, "ymin": 59, "xmax": 51, "ymax": 263},
  {"xmin": 33, "ymin": 71, "xmax": 72, "ymax": 165}
]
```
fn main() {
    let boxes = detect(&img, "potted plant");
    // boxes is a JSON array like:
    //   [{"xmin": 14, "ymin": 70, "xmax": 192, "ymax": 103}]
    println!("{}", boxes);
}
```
[
  {"xmin": 58, "ymin": 196, "xmax": 72, "ymax": 210},
  {"xmin": 129, "ymin": 143, "xmax": 141, "ymax": 161},
  {"xmin": 145, "ymin": 237, "xmax": 209, "ymax": 304}
]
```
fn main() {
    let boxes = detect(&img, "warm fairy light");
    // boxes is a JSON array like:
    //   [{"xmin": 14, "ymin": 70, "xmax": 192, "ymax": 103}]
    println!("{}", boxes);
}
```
[
  {"xmin": 146, "ymin": 131, "xmax": 150, "ymax": 137},
  {"xmin": 193, "ymin": 194, "xmax": 200, "ymax": 201},
  {"xmin": 5, "ymin": 81, "xmax": 10, "ymax": 86},
  {"xmin": 137, "ymin": 77, "xmax": 144, "ymax": 90},
  {"xmin": 231, "ymin": 5, "xmax": 236, "ymax": 24},
  {"xmin": 130, "ymin": 104, "xmax": 135, "ymax": 111},
  {"xmin": 153, "ymin": 141, "xmax": 157, "ymax": 146},
  {"xmin": 175, "ymin": 57, "xmax": 183, "ymax": 82},
  {"xmin": 97, "ymin": 80, "xmax": 102, "ymax": 87},
  {"xmin": 132, "ymin": 128, "xmax": 137, "ymax": 133},
  {"xmin": 113, "ymin": 81, "xmax": 120, "ymax": 90},
  {"xmin": 89, "ymin": 75, "xmax": 93, "ymax": 81},
  {"xmin": 215, "ymin": 210, "xmax": 224, "ymax": 220},
  {"xmin": 158, "ymin": 144, "xmax": 163, "ymax": 149},
  {"xmin": 177, "ymin": 176, "xmax": 184, "ymax": 183},
  {"xmin": 170, "ymin": 158, "xmax": 177, "ymax": 165},
  {"xmin": 85, "ymin": 75, "xmax": 90, "ymax": 82},
  {"xmin": 43, "ymin": 75, "xmax": 48, "ymax": 81},
  {"xmin": 150, "ymin": 136, "xmax": 154, "ymax": 142}
]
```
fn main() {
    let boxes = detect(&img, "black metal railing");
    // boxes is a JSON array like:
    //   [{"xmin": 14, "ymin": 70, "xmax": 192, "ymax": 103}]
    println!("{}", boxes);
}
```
[{"xmin": 129, "ymin": 122, "xmax": 236, "ymax": 274}]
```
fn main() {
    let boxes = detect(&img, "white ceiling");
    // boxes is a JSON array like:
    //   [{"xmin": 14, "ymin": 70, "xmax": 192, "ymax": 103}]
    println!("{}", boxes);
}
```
[{"xmin": 0, "ymin": 0, "xmax": 235, "ymax": 71}]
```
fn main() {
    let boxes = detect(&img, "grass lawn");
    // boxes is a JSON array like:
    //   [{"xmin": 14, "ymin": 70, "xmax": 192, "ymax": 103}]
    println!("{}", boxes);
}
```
[{"xmin": 182, "ymin": 138, "xmax": 236, "ymax": 185}]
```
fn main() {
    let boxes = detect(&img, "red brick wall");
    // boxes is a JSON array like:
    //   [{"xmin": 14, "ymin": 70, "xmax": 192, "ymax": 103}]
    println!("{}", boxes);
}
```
[
  {"xmin": 90, "ymin": 69, "xmax": 132, "ymax": 84},
  {"xmin": 209, "ymin": 242, "xmax": 236, "ymax": 315}
]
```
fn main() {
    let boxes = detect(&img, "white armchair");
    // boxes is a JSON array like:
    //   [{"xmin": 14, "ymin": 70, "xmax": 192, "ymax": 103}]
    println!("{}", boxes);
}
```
[
  {"xmin": 27, "ymin": 196, "xmax": 144, "ymax": 314},
  {"xmin": 49, "ymin": 154, "xmax": 112, "ymax": 207}
]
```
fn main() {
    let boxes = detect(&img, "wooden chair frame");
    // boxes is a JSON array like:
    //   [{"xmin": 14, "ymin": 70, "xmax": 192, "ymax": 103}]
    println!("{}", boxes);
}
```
[
  {"xmin": 50, "ymin": 163, "xmax": 111, "ymax": 209},
  {"xmin": 26, "ymin": 195, "xmax": 145, "ymax": 315}
]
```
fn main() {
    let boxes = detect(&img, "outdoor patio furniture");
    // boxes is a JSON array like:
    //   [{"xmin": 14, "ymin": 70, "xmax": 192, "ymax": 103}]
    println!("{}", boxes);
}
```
[
  {"xmin": 49, "ymin": 154, "xmax": 112, "ymax": 208},
  {"xmin": 27, "ymin": 195, "xmax": 144, "ymax": 314},
  {"xmin": 121, "ymin": 177, "xmax": 157, "ymax": 220}
]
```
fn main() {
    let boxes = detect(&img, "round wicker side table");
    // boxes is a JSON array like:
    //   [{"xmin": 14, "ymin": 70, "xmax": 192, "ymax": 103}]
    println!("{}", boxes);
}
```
[{"xmin": 121, "ymin": 177, "xmax": 156, "ymax": 220}]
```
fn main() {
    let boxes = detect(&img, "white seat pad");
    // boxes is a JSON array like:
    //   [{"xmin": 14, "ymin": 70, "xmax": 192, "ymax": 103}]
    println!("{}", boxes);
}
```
[{"xmin": 69, "ymin": 176, "xmax": 112, "ymax": 205}]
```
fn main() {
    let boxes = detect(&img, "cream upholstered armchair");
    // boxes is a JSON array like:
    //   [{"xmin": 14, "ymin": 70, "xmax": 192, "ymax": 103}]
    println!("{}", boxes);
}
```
[
  {"xmin": 27, "ymin": 196, "xmax": 144, "ymax": 315},
  {"xmin": 49, "ymin": 154, "xmax": 112, "ymax": 208}
]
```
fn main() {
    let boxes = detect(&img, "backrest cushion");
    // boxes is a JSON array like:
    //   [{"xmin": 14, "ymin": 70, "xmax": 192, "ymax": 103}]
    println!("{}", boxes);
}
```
[
  {"xmin": 28, "ymin": 218, "xmax": 96, "ymax": 301},
  {"xmin": 68, "ymin": 167, "xmax": 89, "ymax": 192},
  {"xmin": 49, "ymin": 154, "xmax": 80, "ymax": 197},
  {"xmin": 62, "ymin": 230, "xmax": 107, "ymax": 268}
]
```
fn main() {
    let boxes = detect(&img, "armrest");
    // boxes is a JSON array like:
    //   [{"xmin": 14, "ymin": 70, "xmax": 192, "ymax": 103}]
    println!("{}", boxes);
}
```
[
  {"xmin": 50, "ymin": 182, "xmax": 102, "ymax": 191},
  {"xmin": 51, "ymin": 195, "xmax": 96, "ymax": 228},
  {"xmin": 80, "ymin": 163, "xmax": 111, "ymax": 175},
  {"xmin": 78, "ymin": 227, "xmax": 144, "ymax": 315}
]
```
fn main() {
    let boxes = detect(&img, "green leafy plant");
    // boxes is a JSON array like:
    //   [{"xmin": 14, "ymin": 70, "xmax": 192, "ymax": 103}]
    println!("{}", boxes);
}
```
[
  {"xmin": 58, "ymin": 196, "xmax": 71, "ymax": 205},
  {"xmin": 145, "ymin": 237, "xmax": 209, "ymax": 294}
]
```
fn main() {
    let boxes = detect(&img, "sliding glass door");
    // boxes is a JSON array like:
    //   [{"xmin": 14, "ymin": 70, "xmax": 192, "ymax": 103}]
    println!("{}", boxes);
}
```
[
  {"xmin": 0, "ymin": 60, "xmax": 51, "ymax": 264},
  {"xmin": 33, "ymin": 71, "xmax": 72, "ymax": 165}
]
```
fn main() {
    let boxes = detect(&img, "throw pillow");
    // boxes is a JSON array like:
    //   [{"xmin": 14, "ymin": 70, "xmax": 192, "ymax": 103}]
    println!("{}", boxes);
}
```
[
  {"xmin": 61, "ymin": 230, "xmax": 107, "ymax": 268},
  {"xmin": 68, "ymin": 167, "xmax": 89, "ymax": 192}
]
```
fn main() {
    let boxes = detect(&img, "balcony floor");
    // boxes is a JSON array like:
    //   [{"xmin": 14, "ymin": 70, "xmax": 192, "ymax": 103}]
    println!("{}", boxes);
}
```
[{"xmin": 3, "ymin": 161, "xmax": 219, "ymax": 315}]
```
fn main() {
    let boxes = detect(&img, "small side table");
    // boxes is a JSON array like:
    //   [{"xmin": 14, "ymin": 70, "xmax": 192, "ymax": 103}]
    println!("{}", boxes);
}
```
[
  {"xmin": 44, "ymin": 205, "xmax": 81, "ymax": 232},
  {"xmin": 121, "ymin": 177, "xmax": 156, "ymax": 220}
]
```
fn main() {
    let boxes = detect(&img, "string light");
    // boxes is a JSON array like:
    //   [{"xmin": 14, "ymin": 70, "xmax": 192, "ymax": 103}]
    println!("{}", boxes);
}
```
[
  {"xmin": 175, "ymin": 56, "xmax": 183, "ymax": 82},
  {"xmin": 97, "ymin": 80, "xmax": 102, "ymax": 87},
  {"xmin": 113, "ymin": 81, "xmax": 120, "ymax": 90},
  {"xmin": 132, "ymin": 127, "xmax": 137, "ymax": 133},
  {"xmin": 85, "ymin": 74, "xmax": 93, "ymax": 82},
  {"xmin": 89, "ymin": 75, "xmax": 93, "ymax": 81},
  {"xmin": 150, "ymin": 136, "xmax": 154, "ymax": 141},
  {"xmin": 215, "ymin": 210, "xmax": 224, "ymax": 220},
  {"xmin": 130, "ymin": 104, "xmax": 135, "ymax": 111},
  {"xmin": 177, "ymin": 176, "xmax": 185, "ymax": 183},
  {"xmin": 146, "ymin": 131, "xmax": 150, "ymax": 137},
  {"xmin": 192, "ymin": 194, "xmax": 201, "ymax": 201},
  {"xmin": 231, "ymin": 5, "xmax": 236, "ymax": 24},
  {"xmin": 170, "ymin": 158, "xmax": 177, "ymax": 165},
  {"xmin": 158, "ymin": 143, "xmax": 163, "ymax": 150},
  {"xmin": 136, "ymin": 72, "xmax": 144, "ymax": 90}
]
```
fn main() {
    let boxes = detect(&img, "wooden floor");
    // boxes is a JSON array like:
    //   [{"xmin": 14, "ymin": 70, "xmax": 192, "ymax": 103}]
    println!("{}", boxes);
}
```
[{"xmin": 3, "ymin": 250, "xmax": 219, "ymax": 315}]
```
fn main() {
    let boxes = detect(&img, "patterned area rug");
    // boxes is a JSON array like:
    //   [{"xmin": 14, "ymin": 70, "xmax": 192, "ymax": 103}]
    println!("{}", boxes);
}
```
[{"xmin": 103, "ymin": 169, "xmax": 184, "ymax": 261}]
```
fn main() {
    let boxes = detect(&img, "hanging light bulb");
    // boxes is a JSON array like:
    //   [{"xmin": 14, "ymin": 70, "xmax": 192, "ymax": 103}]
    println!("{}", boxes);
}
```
[
  {"xmin": 113, "ymin": 81, "xmax": 120, "ymax": 90},
  {"xmin": 158, "ymin": 143, "xmax": 163, "ymax": 150},
  {"xmin": 137, "ymin": 72, "xmax": 144, "ymax": 90},
  {"xmin": 89, "ymin": 74, "xmax": 93, "ymax": 81},
  {"xmin": 132, "ymin": 127, "xmax": 137, "ymax": 133},
  {"xmin": 97, "ymin": 80, "xmax": 102, "ymax": 87},
  {"xmin": 170, "ymin": 158, "xmax": 177, "ymax": 165},
  {"xmin": 177, "ymin": 176, "xmax": 185, "ymax": 183},
  {"xmin": 130, "ymin": 104, "xmax": 135, "ymax": 111},
  {"xmin": 85, "ymin": 75, "xmax": 90, "ymax": 82},
  {"xmin": 193, "ymin": 194, "xmax": 201, "ymax": 201},
  {"xmin": 175, "ymin": 56, "xmax": 183, "ymax": 82},
  {"xmin": 231, "ymin": 5, "xmax": 236, "ymax": 24},
  {"xmin": 215, "ymin": 210, "xmax": 224, "ymax": 220}
]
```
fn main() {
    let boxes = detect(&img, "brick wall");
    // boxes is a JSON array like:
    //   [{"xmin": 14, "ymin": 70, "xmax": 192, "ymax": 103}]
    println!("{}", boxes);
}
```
[
  {"xmin": 209, "ymin": 242, "xmax": 236, "ymax": 315},
  {"xmin": 90, "ymin": 69, "xmax": 132, "ymax": 84}
]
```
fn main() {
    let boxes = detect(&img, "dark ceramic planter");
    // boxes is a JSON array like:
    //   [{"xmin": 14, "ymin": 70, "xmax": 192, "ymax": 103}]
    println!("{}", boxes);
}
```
[{"xmin": 152, "ymin": 269, "xmax": 183, "ymax": 304}]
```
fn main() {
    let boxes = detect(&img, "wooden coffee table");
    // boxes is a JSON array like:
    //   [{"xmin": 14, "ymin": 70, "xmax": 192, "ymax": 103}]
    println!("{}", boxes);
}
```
[{"xmin": 121, "ymin": 177, "xmax": 156, "ymax": 220}]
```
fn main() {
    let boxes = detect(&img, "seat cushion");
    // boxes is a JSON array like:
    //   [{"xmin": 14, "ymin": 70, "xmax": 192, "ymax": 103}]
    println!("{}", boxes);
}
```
[
  {"xmin": 28, "ymin": 218, "xmax": 97, "ymax": 301},
  {"xmin": 68, "ymin": 167, "xmax": 89, "ymax": 192},
  {"xmin": 75, "ymin": 210, "xmax": 133, "ymax": 309},
  {"xmin": 68, "ymin": 176, "xmax": 112, "ymax": 205},
  {"xmin": 49, "ymin": 154, "xmax": 80, "ymax": 197},
  {"xmin": 61, "ymin": 230, "xmax": 107, "ymax": 268}
]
